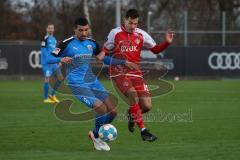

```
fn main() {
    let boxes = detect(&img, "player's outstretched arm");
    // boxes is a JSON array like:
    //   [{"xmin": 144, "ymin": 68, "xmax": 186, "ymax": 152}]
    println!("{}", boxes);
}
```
[
  {"xmin": 47, "ymin": 53, "xmax": 72, "ymax": 64},
  {"xmin": 96, "ymin": 50, "xmax": 126, "ymax": 65},
  {"xmin": 96, "ymin": 51, "xmax": 105, "ymax": 61},
  {"xmin": 103, "ymin": 56, "xmax": 125, "ymax": 65},
  {"xmin": 47, "ymin": 53, "xmax": 61, "ymax": 64},
  {"xmin": 95, "ymin": 50, "xmax": 138, "ymax": 69},
  {"xmin": 60, "ymin": 57, "xmax": 72, "ymax": 64},
  {"xmin": 149, "ymin": 30, "xmax": 174, "ymax": 54},
  {"xmin": 103, "ymin": 56, "xmax": 139, "ymax": 70}
]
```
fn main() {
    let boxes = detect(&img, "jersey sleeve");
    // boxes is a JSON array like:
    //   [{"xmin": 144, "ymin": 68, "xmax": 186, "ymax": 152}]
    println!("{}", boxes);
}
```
[
  {"xmin": 40, "ymin": 36, "xmax": 49, "ymax": 65},
  {"xmin": 51, "ymin": 43, "xmax": 65, "ymax": 57},
  {"xmin": 88, "ymin": 39, "xmax": 100, "ymax": 55},
  {"xmin": 103, "ymin": 56, "xmax": 126, "ymax": 65},
  {"xmin": 140, "ymin": 29, "xmax": 156, "ymax": 49},
  {"xmin": 41, "ymin": 35, "xmax": 48, "ymax": 48},
  {"xmin": 94, "ymin": 42, "xmax": 100, "ymax": 55},
  {"xmin": 48, "ymin": 41, "xmax": 65, "ymax": 64},
  {"xmin": 51, "ymin": 37, "xmax": 73, "ymax": 57},
  {"xmin": 103, "ymin": 29, "xmax": 117, "ymax": 53},
  {"xmin": 47, "ymin": 53, "xmax": 61, "ymax": 64}
]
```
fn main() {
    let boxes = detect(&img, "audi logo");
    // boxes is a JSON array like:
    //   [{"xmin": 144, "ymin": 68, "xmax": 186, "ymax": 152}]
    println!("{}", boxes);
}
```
[
  {"xmin": 29, "ymin": 50, "xmax": 42, "ymax": 68},
  {"xmin": 208, "ymin": 52, "xmax": 240, "ymax": 70}
]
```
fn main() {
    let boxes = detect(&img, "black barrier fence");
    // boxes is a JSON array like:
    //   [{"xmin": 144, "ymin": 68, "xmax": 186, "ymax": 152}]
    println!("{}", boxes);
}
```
[
  {"xmin": 164, "ymin": 47, "xmax": 240, "ymax": 76},
  {"xmin": 0, "ymin": 42, "xmax": 240, "ymax": 77},
  {"xmin": 0, "ymin": 42, "xmax": 41, "ymax": 75}
]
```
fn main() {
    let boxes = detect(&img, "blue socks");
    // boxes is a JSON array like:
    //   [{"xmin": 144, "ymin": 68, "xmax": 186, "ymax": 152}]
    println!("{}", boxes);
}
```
[
  {"xmin": 93, "ymin": 113, "xmax": 116, "ymax": 138},
  {"xmin": 93, "ymin": 114, "xmax": 106, "ymax": 138},
  {"xmin": 105, "ymin": 113, "xmax": 116, "ymax": 124},
  {"xmin": 44, "ymin": 82, "xmax": 49, "ymax": 99},
  {"xmin": 51, "ymin": 80, "xmax": 61, "ymax": 96}
]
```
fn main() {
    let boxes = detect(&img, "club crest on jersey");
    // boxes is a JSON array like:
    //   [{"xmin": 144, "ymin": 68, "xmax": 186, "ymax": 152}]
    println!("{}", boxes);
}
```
[
  {"xmin": 87, "ymin": 45, "xmax": 93, "ymax": 51},
  {"xmin": 135, "ymin": 38, "xmax": 141, "ymax": 45},
  {"xmin": 52, "ymin": 48, "xmax": 61, "ymax": 55}
]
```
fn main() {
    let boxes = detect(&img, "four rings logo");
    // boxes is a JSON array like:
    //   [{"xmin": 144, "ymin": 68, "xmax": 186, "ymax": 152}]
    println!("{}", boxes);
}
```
[
  {"xmin": 29, "ymin": 50, "xmax": 42, "ymax": 68},
  {"xmin": 208, "ymin": 52, "xmax": 240, "ymax": 70}
]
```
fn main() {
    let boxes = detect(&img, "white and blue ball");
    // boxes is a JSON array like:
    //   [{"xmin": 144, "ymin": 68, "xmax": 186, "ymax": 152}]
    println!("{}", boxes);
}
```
[{"xmin": 98, "ymin": 124, "xmax": 117, "ymax": 141}]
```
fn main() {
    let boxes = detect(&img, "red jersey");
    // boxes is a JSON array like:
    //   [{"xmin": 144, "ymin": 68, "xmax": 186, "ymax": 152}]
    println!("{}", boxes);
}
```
[{"xmin": 103, "ymin": 25, "xmax": 157, "ymax": 77}]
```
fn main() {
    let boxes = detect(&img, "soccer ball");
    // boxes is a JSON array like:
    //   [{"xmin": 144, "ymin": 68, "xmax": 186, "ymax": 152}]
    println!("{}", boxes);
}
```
[
  {"xmin": 98, "ymin": 124, "xmax": 117, "ymax": 142},
  {"xmin": 174, "ymin": 76, "xmax": 180, "ymax": 81}
]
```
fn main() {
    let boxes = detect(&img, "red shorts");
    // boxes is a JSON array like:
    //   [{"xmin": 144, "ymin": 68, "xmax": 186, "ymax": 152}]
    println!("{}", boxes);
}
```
[{"xmin": 111, "ymin": 75, "xmax": 150, "ymax": 97}]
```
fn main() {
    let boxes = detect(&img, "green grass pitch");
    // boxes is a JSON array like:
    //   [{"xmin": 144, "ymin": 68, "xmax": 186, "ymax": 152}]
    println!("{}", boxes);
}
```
[{"xmin": 0, "ymin": 79, "xmax": 240, "ymax": 160}]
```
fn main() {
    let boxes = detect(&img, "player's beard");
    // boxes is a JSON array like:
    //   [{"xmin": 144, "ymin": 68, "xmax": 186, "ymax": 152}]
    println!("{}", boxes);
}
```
[
  {"xmin": 79, "ymin": 36, "xmax": 88, "ymax": 40},
  {"xmin": 126, "ymin": 28, "xmax": 134, "ymax": 33},
  {"xmin": 48, "ymin": 31, "xmax": 54, "ymax": 35}
]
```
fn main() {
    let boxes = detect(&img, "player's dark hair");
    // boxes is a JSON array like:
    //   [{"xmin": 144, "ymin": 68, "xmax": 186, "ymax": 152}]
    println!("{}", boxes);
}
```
[
  {"xmin": 74, "ymin": 17, "xmax": 88, "ymax": 27},
  {"xmin": 125, "ymin": 9, "xmax": 139, "ymax": 19},
  {"xmin": 47, "ymin": 23, "xmax": 54, "ymax": 27}
]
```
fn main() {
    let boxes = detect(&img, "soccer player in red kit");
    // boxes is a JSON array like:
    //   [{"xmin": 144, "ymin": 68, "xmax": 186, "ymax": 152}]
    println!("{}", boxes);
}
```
[{"xmin": 97, "ymin": 9, "xmax": 174, "ymax": 142}]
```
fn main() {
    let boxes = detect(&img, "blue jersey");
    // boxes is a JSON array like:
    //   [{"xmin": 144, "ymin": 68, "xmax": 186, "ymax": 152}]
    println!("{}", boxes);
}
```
[
  {"xmin": 50, "ymin": 36, "xmax": 100, "ymax": 84},
  {"xmin": 41, "ymin": 35, "xmax": 57, "ymax": 66},
  {"xmin": 49, "ymin": 36, "xmax": 110, "ymax": 108}
]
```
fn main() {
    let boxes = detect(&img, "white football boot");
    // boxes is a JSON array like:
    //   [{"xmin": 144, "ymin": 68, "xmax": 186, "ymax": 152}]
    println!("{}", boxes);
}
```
[{"xmin": 88, "ymin": 131, "xmax": 110, "ymax": 151}]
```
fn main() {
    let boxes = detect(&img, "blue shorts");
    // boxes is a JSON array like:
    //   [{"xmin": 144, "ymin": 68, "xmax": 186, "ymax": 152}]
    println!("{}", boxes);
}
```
[
  {"xmin": 69, "ymin": 79, "xmax": 109, "ymax": 108},
  {"xmin": 42, "ymin": 64, "xmax": 62, "ymax": 77}
]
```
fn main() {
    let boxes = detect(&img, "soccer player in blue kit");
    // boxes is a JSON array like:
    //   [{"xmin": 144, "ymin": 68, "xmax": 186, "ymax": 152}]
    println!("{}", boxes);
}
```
[
  {"xmin": 41, "ymin": 23, "xmax": 63, "ymax": 103},
  {"xmin": 47, "ymin": 17, "xmax": 135, "ymax": 151}
]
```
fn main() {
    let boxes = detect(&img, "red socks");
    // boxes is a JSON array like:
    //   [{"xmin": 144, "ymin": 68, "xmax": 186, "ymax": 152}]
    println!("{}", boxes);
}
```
[{"xmin": 129, "ymin": 103, "xmax": 145, "ymax": 129}]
